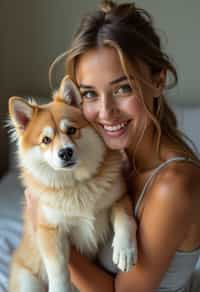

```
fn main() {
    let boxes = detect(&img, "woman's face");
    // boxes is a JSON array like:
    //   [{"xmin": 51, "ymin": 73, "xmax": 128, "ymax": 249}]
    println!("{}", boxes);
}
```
[{"xmin": 76, "ymin": 46, "xmax": 159, "ymax": 150}]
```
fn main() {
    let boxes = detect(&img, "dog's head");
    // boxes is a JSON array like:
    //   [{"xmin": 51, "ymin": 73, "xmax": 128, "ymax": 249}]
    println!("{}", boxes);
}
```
[{"xmin": 8, "ymin": 77, "xmax": 107, "ymax": 186}]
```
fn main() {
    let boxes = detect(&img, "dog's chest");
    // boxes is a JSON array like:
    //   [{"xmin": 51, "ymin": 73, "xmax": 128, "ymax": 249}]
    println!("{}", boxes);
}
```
[{"xmin": 42, "ymin": 205, "xmax": 111, "ymax": 256}]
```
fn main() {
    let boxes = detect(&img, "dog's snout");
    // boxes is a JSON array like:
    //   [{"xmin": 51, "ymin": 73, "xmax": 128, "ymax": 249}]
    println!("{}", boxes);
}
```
[{"xmin": 58, "ymin": 147, "xmax": 74, "ymax": 161}]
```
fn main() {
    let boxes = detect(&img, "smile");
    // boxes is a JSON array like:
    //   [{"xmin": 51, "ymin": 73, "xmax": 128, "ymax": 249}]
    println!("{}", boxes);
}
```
[
  {"xmin": 102, "ymin": 121, "xmax": 129, "ymax": 132},
  {"xmin": 99, "ymin": 120, "xmax": 131, "ymax": 139}
]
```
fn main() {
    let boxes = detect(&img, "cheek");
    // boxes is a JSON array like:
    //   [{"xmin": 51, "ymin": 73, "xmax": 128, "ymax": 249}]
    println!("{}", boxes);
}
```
[
  {"xmin": 82, "ymin": 103, "xmax": 97, "ymax": 123},
  {"xmin": 124, "ymin": 96, "xmax": 145, "ymax": 117}
]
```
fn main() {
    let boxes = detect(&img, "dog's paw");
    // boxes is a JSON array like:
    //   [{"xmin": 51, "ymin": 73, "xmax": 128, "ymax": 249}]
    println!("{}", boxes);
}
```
[{"xmin": 112, "ymin": 232, "xmax": 138, "ymax": 272}]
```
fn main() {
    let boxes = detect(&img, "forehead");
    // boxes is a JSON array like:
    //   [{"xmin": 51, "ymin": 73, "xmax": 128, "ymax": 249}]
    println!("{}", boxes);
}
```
[
  {"xmin": 76, "ymin": 46, "xmax": 152, "ymax": 86},
  {"xmin": 76, "ymin": 46, "xmax": 125, "ymax": 85}
]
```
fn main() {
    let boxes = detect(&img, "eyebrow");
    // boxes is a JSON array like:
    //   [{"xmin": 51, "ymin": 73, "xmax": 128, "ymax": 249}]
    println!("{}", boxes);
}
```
[
  {"xmin": 110, "ymin": 75, "xmax": 128, "ymax": 85},
  {"xmin": 79, "ymin": 75, "xmax": 129, "ymax": 89},
  {"xmin": 79, "ymin": 84, "xmax": 93, "ymax": 89}
]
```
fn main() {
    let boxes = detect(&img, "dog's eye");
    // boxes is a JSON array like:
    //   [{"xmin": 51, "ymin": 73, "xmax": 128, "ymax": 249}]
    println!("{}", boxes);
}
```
[
  {"xmin": 42, "ymin": 136, "xmax": 52, "ymax": 144},
  {"xmin": 67, "ymin": 126, "xmax": 77, "ymax": 135}
]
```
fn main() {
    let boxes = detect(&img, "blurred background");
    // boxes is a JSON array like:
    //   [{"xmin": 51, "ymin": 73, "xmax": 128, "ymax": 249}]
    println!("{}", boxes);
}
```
[{"xmin": 0, "ymin": 0, "xmax": 200, "ymax": 176}]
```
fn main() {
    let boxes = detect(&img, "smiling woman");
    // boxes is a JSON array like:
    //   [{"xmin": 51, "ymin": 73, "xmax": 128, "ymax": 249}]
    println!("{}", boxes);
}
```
[
  {"xmin": 58, "ymin": 1, "xmax": 200, "ymax": 292},
  {"xmin": 65, "ymin": 3, "xmax": 198, "ymax": 164},
  {"xmin": 76, "ymin": 46, "xmax": 148, "ymax": 150}
]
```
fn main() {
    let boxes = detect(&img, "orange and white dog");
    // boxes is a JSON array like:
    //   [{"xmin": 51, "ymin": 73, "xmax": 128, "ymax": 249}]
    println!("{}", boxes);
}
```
[{"xmin": 8, "ymin": 77, "xmax": 137, "ymax": 292}]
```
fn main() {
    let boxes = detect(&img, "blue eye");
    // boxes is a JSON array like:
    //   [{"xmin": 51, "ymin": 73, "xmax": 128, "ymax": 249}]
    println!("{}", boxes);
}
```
[
  {"xmin": 81, "ymin": 91, "xmax": 97, "ymax": 100},
  {"xmin": 115, "ymin": 84, "xmax": 132, "ymax": 96}
]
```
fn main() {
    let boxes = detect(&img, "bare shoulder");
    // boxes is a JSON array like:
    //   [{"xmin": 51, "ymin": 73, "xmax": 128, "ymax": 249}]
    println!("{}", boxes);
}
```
[
  {"xmin": 115, "ymin": 160, "xmax": 200, "ymax": 291},
  {"xmin": 149, "ymin": 159, "xmax": 200, "ymax": 208},
  {"xmin": 145, "ymin": 161, "xmax": 200, "ymax": 226}
]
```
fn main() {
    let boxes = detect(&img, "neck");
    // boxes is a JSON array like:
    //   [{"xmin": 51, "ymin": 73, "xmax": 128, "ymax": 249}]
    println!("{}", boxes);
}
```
[{"xmin": 125, "ymin": 125, "xmax": 161, "ymax": 173}]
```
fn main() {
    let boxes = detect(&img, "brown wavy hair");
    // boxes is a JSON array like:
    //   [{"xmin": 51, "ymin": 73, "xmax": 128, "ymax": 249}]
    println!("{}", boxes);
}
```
[{"xmin": 57, "ymin": 0, "xmax": 198, "ymax": 162}]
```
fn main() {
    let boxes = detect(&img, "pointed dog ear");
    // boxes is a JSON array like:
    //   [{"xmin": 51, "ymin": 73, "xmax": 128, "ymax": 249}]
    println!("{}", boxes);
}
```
[
  {"xmin": 54, "ymin": 76, "xmax": 82, "ymax": 107},
  {"xmin": 9, "ymin": 96, "xmax": 35, "ymax": 130}
]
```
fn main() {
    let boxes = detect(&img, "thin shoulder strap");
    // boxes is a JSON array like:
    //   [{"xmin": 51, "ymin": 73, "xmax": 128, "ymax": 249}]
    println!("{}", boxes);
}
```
[{"xmin": 134, "ymin": 156, "xmax": 200, "ymax": 218}]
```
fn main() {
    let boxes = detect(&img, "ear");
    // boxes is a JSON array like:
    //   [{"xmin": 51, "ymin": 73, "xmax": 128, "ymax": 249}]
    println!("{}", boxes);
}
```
[
  {"xmin": 152, "ymin": 69, "xmax": 166, "ymax": 98},
  {"xmin": 54, "ymin": 75, "xmax": 82, "ymax": 107},
  {"xmin": 9, "ymin": 96, "xmax": 35, "ymax": 130}
]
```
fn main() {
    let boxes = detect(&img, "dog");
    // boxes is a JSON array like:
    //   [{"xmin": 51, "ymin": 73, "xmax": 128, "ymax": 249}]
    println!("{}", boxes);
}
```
[{"xmin": 8, "ymin": 76, "xmax": 137, "ymax": 292}]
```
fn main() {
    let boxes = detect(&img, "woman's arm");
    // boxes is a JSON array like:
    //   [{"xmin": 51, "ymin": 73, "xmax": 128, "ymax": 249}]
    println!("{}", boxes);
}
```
[
  {"xmin": 114, "ymin": 166, "xmax": 199, "ymax": 292},
  {"xmin": 69, "ymin": 248, "xmax": 115, "ymax": 292},
  {"xmin": 68, "ymin": 165, "xmax": 200, "ymax": 292}
]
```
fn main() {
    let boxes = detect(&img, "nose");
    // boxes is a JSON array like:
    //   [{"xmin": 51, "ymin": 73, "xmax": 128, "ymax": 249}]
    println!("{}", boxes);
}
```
[
  {"xmin": 58, "ymin": 147, "xmax": 74, "ymax": 162},
  {"xmin": 98, "ymin": 95, "xmax": 117, "ymax": 120}
]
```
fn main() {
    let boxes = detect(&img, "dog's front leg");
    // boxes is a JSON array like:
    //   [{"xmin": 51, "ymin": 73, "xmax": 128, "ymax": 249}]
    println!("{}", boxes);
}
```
[
  {"xmin": 37, "ymin": 224, "xmax": 72, "ymax": 292},
  {"xmin": 111, "ymin": 195, "xmax": 138, "ymax": 272}
]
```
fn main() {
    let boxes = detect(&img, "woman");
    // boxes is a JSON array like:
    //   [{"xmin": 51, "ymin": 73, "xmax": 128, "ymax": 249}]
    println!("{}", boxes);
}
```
[{"xmin": 29, "ymin": 1, "xmax": 200, "ymax": 291}]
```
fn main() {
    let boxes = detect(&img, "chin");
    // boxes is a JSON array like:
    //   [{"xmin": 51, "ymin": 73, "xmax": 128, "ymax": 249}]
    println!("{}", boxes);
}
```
[
  {"xmin": 97, "ymin": 127, "xmax": 131, "ymax": 150},
  {"xmin": 104, "ymin": 137, "xmax": 129, "ymax": 150}
]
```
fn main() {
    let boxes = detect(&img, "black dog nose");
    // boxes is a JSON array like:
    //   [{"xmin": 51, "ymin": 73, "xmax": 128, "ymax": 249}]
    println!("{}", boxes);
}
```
[{"xmin": 58, "ymin": 147, "xmax": 74, "ymax": 161}]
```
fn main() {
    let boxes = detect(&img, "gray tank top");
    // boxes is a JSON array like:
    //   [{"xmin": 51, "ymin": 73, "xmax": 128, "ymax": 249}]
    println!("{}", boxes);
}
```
[{"xmin": 134, "ymin": 156, "xmax": 200, "ymax": 292}]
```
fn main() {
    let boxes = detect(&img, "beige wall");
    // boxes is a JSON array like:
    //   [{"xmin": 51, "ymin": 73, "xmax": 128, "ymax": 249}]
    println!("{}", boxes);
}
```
[
  {"xmin": 1, "ymin": 0, "xmax": 199, "ymax": 102},
  {"xmin": 0, "ymin": 0, "xmax": 199, "ymax": 174},
  {"xmin": 0, "ymin": 0, "xmax": 100, "ymax": 174},
  {"xmin": 1, "ymin": 0, "xmax": 200, "ymax": 101}
]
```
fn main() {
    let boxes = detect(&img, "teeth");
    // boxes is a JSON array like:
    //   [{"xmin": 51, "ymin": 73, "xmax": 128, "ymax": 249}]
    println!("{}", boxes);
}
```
[{"xmin": 103, "ymin": 122, "xmax": 127, "ymax": 132}]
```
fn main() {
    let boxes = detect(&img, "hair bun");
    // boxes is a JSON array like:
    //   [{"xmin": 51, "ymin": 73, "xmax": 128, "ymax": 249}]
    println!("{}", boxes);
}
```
[{"xmin": 99, "ymin": 0, "xmax": 116, "ymax": 13}]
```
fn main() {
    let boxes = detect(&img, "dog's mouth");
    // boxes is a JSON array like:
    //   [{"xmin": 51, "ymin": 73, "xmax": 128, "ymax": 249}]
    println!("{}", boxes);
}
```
[
  {"xmin": 61, "ymin": 160, "xmax": 77, "ymax": 169},
  {"xmin": 63, "ymin": 161, "xmax": 76, "ymax": 168},
  {"xmin": 52, "ymin": 161, "xmax": 77, "ymax": 171}
]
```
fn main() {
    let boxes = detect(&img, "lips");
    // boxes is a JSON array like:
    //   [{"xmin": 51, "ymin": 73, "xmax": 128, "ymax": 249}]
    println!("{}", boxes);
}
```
[
  {"xmin": 103, "ymin": 121, "xmax": 128, "ymax": 132},
  {"xmin": 99, "ymin": 120, "xmax": 131, "ymax": 137}
]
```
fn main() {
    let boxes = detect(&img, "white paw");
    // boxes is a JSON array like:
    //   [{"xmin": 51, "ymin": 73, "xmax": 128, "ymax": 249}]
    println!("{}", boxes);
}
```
[{"xmin": 112, "ymin": 231, "xmax": 137, "ymax": 272}]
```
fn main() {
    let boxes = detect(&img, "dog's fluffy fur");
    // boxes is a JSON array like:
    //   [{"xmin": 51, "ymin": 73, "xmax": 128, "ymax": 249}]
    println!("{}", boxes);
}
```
[{"xmin": 8, "ymin": 77, "xmax": 137, "ymax": 292}]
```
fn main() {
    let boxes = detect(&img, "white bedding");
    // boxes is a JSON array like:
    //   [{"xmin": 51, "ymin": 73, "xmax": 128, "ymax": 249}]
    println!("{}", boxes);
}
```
[
  {"xmin": 0, "ymin": 218, "xmax": 22, "ymax": 292},
  {"xmin": 0, "ymin": 171, "xmax": 23, "ymax": 291},
  {"xmin": 0, "ymin": 171, "xmax": 23, "ymax": 221}
]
